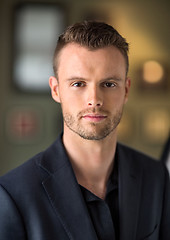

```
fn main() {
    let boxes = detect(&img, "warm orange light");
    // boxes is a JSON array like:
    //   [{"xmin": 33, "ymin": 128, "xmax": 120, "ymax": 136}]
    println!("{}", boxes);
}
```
[{"xmin": 143, "ymin": 61, "xmax": 164, "ymax": 83}]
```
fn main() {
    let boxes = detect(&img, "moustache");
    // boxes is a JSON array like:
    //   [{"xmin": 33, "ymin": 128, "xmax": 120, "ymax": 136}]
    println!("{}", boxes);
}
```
[{"xmin": 77, "ymin": 108, "xmax": 109, "ymax": 118}]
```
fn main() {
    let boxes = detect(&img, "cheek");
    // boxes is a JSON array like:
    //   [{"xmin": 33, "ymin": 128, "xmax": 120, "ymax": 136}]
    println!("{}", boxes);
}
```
[
  {"xmin": 60, "ymin": 94, "xmax": 82, "ymax": 114},
  {"xmin": 107, "ymin": 90, "xmax": 125, "ymax": 103},
  {"xmin": 105, "ymin": 94, "xmax": 126, "ymax": 112},
  {"xmin": 62, "ymin": 88, "xmax": 85, "ymax": 105}
]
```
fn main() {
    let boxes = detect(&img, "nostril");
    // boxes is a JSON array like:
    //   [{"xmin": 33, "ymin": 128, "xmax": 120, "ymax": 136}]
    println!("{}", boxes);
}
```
[{"xmin": 88, "ymin": 102, "xmax": 101, "ymax": 107}]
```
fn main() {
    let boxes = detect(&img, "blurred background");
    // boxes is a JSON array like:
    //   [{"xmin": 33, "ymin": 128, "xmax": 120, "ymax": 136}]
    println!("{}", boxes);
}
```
[{"xmin": 0, "ymin": 0, "xmax": 170, "ymax": 176}]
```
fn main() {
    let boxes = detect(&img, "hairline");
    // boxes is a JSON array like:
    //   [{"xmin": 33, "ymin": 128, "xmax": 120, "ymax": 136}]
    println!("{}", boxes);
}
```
[{"xmin": 53, "ymin": 43, "xmax": 129, "ymax": 79}]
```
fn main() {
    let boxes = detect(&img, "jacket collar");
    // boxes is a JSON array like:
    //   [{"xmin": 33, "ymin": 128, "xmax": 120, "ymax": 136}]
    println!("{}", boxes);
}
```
[
  {"xmin": 37, "ymin": 136, "xmax": 142, "ymax": 240},
  {"xmin": 37, "ymin": 135, "xmax": 98, "ymax": 240},
  {"xmin": 117, "ymin": 144, "xmax": 143, "ymax": 240}
]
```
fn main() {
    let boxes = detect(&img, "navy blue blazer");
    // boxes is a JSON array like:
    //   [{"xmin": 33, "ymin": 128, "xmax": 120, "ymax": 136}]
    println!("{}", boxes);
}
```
[{"xmin": 0, "ymin": 135, "xmax": 170, "ymax": 240}]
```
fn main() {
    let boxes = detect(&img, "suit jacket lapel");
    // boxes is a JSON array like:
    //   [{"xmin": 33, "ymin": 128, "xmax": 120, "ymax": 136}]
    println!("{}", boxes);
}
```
[
  {"xmin": 117, "ymin": 144, "xmax": 143, "ymax": 240},
  {"xmin": 38, "ymin": 136, "xmax": 97, "ymax": 240}
]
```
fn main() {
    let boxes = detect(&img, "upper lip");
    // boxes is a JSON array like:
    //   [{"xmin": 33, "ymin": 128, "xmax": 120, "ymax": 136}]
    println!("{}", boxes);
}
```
[{"xmin": 82, "ymin": 114, "xmax": 107, "ymax": 118}]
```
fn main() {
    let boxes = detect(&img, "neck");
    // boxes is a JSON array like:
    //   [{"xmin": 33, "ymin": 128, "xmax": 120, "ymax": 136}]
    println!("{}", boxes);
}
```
[{"xmin": 62, "ymin": 127, "xmax": 117, "ymax": 199}]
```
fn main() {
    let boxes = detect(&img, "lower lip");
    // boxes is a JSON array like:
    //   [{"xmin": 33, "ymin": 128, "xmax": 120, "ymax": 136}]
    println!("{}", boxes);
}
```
[{"xmin": 82, "ymin": 116, "xmax": 107, "ymax": 122}]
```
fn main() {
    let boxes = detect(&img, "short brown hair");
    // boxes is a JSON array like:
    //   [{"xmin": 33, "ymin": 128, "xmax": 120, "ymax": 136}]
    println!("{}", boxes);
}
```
[{"xmin": 53, "ymin": 21, "xmax": 129, "ymax": 76}]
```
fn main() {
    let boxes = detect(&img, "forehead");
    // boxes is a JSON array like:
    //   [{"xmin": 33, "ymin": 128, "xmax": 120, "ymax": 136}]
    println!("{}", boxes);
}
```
[{"xmin": 57, "ymin": 43, "xmax": 127, "ymax": 79}]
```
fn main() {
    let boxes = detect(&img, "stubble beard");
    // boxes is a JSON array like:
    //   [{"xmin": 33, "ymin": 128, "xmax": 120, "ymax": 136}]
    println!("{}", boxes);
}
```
[{"xmin": 62, "ymin": 107, "xmax": 124, "ymax": 141}]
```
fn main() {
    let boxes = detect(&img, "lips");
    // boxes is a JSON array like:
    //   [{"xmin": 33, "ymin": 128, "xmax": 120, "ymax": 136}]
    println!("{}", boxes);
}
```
[{"xmin": 82, "ymin": 114, "xmax": 107, "ymax": 122}]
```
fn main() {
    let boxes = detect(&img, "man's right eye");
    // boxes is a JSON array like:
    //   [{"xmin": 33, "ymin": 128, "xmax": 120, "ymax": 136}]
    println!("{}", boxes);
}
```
[{"xmin": 71, "ymin": 82, "xmax": 86, "ymax": 87}]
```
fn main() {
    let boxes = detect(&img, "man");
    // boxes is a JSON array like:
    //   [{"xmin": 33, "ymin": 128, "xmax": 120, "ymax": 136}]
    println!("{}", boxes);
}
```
[{"xmin": 0, "ymin": 21, "xmax": 169, "ymax": 240}]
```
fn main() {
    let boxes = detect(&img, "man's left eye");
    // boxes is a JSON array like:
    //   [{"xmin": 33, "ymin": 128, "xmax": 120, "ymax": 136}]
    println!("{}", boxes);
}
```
[{"xmin": 102, "ymin": 82, "xmax": 116, "ymax": 88}]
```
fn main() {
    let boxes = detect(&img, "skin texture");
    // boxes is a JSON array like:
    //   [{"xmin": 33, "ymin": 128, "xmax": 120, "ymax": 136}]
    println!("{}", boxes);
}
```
[{"xmin": 49, "ymin": 43, "xmax": 131, "ymax": 198}]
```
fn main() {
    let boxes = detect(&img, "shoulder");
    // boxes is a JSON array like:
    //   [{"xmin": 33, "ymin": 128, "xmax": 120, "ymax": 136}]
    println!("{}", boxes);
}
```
[
  {"xmin": 117, "ymin": 142, "xmax": 155, "ymax": 161},
  {"xmin": 117, "ymin": 143, "xmax": 168, "ymax": 179},
  {"xmin": 0, "ymin": 151, "xmax": 44, "ymax": 193},
  {"xmin": 0, "ymin": 134, "xmax": 67, "ymax": 194},
  {"xmin": 117, "ymin": 142, "xmax": 159, "ymax": 164}
]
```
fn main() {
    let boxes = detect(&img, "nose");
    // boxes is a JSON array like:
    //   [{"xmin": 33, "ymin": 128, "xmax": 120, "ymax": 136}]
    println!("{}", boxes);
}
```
[{"xmin": 87, "ymin": 86, "xmax": 103, "ymax": 107}]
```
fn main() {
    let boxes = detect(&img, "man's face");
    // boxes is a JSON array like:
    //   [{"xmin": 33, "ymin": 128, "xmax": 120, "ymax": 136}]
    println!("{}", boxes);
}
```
[{"xmin": 50, "ymin": 43, "xmax": 130, "ymax": 141}]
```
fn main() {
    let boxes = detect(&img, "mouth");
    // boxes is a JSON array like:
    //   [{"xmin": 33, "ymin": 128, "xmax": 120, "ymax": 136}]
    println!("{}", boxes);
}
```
[{"xmin": 82, "ymin": 114, "xmax": 107, "ymax": 122}]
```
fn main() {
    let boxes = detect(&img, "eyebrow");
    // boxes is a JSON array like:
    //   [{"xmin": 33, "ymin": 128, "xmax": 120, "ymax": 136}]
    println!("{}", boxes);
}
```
[
  {"xmin": 100, "ymin": 76, "xmax": 123, "ymax": 82},
  {"xmin": 66, "ymin": 76, "xmax": 123, "ymax": 82},
  {"xmin": 66, "ymin": 77, "xmax": 87, "ymax": 82}
]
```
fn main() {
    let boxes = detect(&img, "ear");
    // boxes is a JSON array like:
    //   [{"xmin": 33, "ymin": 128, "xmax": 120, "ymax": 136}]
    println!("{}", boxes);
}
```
[
  {"xmin": 49, "ymin": 76, "xmax": 61, "ymax": 103},
  {"xmin": 124, "ymin": 77, "xmax": 131, "ymax": 104}
]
